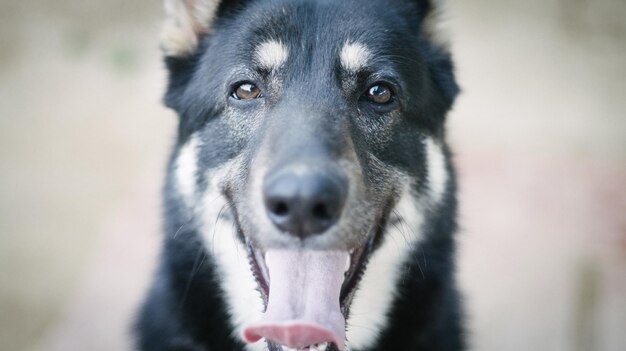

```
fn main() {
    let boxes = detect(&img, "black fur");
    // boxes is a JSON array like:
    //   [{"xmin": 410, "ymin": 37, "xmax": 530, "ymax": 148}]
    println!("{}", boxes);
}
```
[{"xmin": 137, "ymin": 0, "xmax": 463, "ymax": 350}]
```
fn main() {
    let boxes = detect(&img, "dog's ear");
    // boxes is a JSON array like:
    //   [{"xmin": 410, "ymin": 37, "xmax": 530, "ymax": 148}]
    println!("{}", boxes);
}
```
[
  {"xmin": 411, "ymin": 0, "xmax": 450, "ymax": 51},
  {"xmin": 410, "ymin": 0, "xmax": 459, "ymax": 111},
  {"xmin": 161, "ymin": 0, "xmax": 243, "ymax": 57}
]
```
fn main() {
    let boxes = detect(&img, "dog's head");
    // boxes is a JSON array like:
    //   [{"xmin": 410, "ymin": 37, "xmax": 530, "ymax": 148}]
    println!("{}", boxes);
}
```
[{"xmin": 161, "ymin": 0, "xmax": 458, "ymax": 350}]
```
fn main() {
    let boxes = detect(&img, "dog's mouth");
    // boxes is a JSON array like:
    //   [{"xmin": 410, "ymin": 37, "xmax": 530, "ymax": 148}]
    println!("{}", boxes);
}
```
[{"xmin": 240, "ymin": 220, "xmax": 384, "ymax": 351}]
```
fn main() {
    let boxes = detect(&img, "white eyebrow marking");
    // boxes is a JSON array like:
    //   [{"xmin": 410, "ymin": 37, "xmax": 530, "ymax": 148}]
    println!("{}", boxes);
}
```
[
  {"xmin": 340, "ymin": 42, "xmax": 371, "ymax": 72},
  {"xmin": 255, "ymin": 40, "xmax": 289, "ymax": 70}
]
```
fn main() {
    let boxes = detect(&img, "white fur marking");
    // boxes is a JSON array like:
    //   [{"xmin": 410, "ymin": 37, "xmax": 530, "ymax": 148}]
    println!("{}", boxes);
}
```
[
  {"xmin": 255, "ymin": 41, "xmax": 289, "ymax": 70},
  {"xmin": 340, "ymin": 42, "xmax": 371, "ymax": 72},
  {"xmin": 199, "ymin": 161, "xmax": 265, "ymax": 351},
  {"xmin": 175, "ymin": 135, "xmax": 200, "ymax": 206},
  {"xmin": 346, "ymin": 185, "xmax": 425, "ymax": 348},
  {"xmin": 426, "ymin": 138, "xmax": 448, "ymax": 203}
]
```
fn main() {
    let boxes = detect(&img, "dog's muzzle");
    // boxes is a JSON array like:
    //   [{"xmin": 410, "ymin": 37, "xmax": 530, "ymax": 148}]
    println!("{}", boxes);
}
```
[{"xmin": 241, "ymin": 163, "xmax": 358, "ymax": 350}]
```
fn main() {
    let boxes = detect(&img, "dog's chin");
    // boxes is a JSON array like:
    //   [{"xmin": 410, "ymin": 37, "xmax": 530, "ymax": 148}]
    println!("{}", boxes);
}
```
[{"xmin": 238, "ymin": 222, "xmax": 383, "ymax": 351}]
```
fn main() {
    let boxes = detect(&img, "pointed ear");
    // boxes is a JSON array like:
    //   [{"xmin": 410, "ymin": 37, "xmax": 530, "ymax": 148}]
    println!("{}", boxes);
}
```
[
  {"xmin": 412, "ymin": 0, "xmax": 458, "ymax": 107},
  {"xmin": 161, "ymin": 0, "xmax": 223, "ymax": 57},
  {"xmin": 415, "ymin": 0, "xmax": 450, "ymax": 51}
]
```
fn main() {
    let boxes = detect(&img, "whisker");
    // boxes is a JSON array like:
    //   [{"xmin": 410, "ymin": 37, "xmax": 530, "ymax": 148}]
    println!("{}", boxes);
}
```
[
  {"xmin": 346, "ymin": 322, "xmax": 378, "ymax": 333},
  {"xmin": 172, "ymin": 223, "xmax": 186, "ymax": 240},
  {"xmin": 390, "ymin": 209, "xmax": 425, "ymax": 279},
  {"xmin": 212, "ymin": 203, "xmax": 228, "ymax": 256}
]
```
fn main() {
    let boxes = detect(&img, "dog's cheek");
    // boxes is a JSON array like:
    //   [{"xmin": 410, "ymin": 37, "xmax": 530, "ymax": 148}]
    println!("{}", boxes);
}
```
[
  {"xmin": 170, "ymin": 134, "xmax": 267, "ymax": 339},
  {"xmin": 346, "ymin": 180, "xmax": 427, "ymax": 349},
  {"xmin": 223, "ymin": 105, "xmax": 266, "ymax": 147},
  {"xmin": 240, "ymin": 161, "xmax": 274, "ymax": 247},
  {"xmin": 174, "ymin": 134, "xmax": 202, "ymax": 209},
  {"xmin": 199, "ymin": 156, "xmax": 267, "ymax": 339},
  {"xmin": 424, "ymin": 137, "xmax": 448, "ymax": 206},
  {"xmin": 352, "ymin": 110, "xmax": 402, "ymax": 152}
]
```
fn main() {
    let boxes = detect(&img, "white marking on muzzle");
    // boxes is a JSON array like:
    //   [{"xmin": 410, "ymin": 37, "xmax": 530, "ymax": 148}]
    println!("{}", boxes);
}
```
[
  {"xmin": 175, "ymin": 135, "xmax": 200, "ymax": 206},
  {"xmin": 198, "ymin": 159, "xmax": 265, "ymax": 351},
  {"xmin": 346, "ymin": 184, "xmax": 426, "ymax": 348},
  {"xmin": 340, "ymin": 42, "xmax": 371, "ymax": 72},
  {"xmin": 426, "ymin": 138, "xmax": 448, "ymax": 204},
  {"xmin": 255, "ymin": 40, "xmax": 289, "ymax": 70}
]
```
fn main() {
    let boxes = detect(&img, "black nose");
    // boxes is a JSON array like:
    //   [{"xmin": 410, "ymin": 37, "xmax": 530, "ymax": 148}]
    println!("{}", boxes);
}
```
[{"xmin": 263, "ymin": 166, "xmax": 347, "ymax": 238}]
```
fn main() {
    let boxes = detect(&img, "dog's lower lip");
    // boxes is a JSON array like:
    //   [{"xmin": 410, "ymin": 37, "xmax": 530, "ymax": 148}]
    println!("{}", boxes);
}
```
[{"xmin": 247, "ymin": 244, "xmax": 270, "ymax": 303}]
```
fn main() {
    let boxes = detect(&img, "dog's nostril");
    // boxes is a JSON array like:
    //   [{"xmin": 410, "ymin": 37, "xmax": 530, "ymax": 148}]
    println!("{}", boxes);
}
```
[
  {"xmin": 312, "ymin": 203, "xmax": 331, "ymax": 220},
  {"xmin": 272, "ymin": 201, "xmax": 289, "ymax": 216}
]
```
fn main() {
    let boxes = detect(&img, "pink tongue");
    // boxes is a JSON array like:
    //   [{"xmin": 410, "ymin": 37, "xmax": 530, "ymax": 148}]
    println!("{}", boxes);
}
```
[{"xmin": 242, "ymin": 250, "xmax": 348, "ymax": 350}]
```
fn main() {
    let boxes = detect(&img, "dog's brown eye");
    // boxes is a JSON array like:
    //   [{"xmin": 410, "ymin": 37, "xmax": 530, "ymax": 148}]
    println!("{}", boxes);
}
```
[
  {"xmin": 365, "ymin": 84, "xmax": 392, "ymax": 104},
  {"xmin": 233, "ymin": 83, "xmax": 262, "ymax": 100}
]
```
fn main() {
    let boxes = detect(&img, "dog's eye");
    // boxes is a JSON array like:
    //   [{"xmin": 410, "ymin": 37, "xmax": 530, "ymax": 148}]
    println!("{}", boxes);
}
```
[
  {"xmin": 364, "ymin": 84, "xmax": 393, "ymax": 104},
  {"xmin": 232, "ymin": 83, "xmax": 262, "ymax": 100}
]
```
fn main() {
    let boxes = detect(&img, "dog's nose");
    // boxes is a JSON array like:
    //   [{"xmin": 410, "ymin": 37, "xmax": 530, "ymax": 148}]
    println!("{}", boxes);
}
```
[{"xmin": 263, "ymin": 166, "xmax": 347, "ymax": 238}]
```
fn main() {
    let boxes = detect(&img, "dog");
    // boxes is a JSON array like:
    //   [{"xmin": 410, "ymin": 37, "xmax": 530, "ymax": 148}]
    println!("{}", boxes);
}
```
[{"xmin": 136, "ymin": 0, "xmax": 463, "ymax": 350}]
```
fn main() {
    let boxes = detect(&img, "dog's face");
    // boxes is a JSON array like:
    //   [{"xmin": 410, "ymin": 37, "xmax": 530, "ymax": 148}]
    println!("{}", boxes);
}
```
[{"xmin": 162, "ymin": 0, "xmax": 457, "ymax": 350}]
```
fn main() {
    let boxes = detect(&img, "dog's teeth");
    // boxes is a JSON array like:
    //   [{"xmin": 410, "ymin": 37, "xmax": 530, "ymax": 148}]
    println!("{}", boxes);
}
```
[
  {"xmin": 345, "ymin": 255, "xmax": 351, "ymax": 273},
  {"xmin": 309, "ymin": 342, "xmax": 327, "ymax": 350}
]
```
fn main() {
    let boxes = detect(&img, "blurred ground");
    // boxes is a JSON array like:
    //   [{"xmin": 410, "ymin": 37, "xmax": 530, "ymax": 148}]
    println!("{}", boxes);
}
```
[{"xmin": 0, "ymin": 0, "xmax": 624, "ymax": 350}]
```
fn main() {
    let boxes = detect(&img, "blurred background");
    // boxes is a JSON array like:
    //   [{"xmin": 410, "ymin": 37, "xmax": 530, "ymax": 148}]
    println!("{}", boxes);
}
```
[{"xmin": 0, "ymin": 0, "xmax": 624, "ymax": 350}]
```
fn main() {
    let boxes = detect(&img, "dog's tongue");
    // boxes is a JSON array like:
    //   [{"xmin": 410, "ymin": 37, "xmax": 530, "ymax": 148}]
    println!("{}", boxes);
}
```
[{"xmin": 242, "ymin": 250, "xmax": 347, "ymax": 350}]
